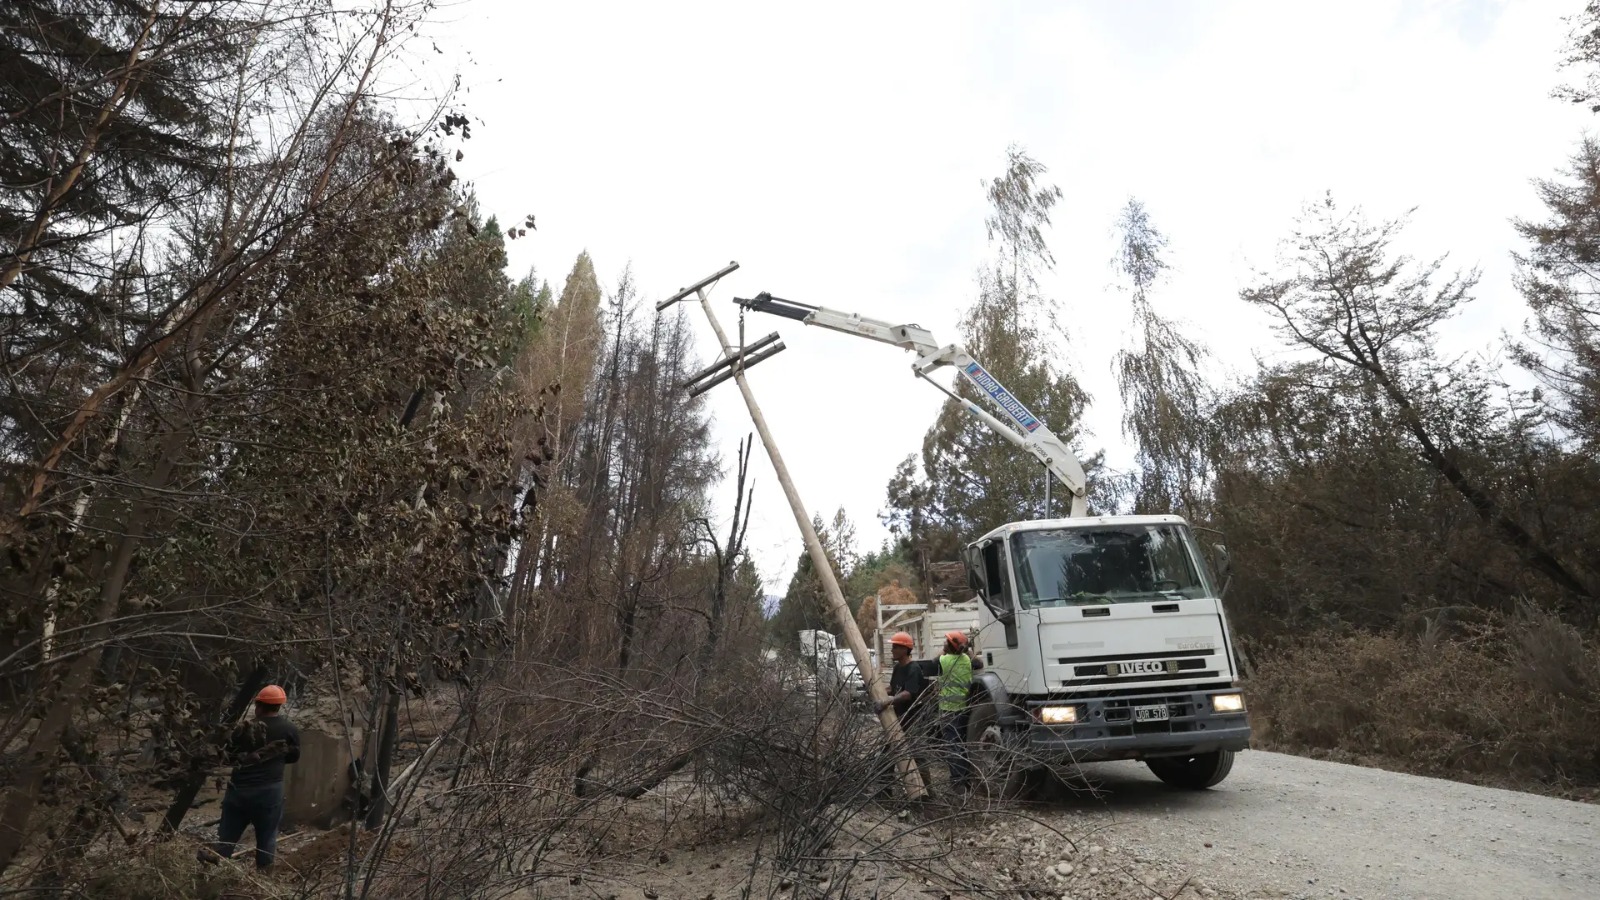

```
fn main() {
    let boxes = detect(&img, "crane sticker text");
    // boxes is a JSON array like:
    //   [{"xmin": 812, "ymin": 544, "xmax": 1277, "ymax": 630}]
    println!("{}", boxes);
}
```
[{"xmin": 962, "ymin": 362, "xmax": 1042, "ymax": 432}]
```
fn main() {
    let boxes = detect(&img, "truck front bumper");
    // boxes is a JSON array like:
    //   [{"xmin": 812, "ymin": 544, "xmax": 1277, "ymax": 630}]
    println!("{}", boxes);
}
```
[{"xmin": 1022, "ymin": 687, "xmax": 1252, "ymax": 763}]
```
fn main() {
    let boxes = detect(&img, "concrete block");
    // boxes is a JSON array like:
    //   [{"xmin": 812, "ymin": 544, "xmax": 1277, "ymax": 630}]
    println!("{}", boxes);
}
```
[{"xmin": 283, "ymin": 728, "xmax": 355, "ymax": 828}]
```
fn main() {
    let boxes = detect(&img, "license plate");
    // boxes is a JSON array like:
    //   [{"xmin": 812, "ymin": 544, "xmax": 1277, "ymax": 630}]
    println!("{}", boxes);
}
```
[
  {"xmin": 1133, "ymin": 704, "xmax": 1170, "ymax": 722},
  {"xmin": 1106, "ymin": 659, "xmax": 1180, "ymax": 676}
]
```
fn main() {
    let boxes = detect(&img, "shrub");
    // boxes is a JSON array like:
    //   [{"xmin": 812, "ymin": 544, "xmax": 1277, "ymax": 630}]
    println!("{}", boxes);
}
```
[
  {"xmin": 76, "ymin": 841, "xmax": 278, "ymax": 900},
  {"xmin": 1247, "ymin": 612, "xmax": 1600, "ymax": 794}
]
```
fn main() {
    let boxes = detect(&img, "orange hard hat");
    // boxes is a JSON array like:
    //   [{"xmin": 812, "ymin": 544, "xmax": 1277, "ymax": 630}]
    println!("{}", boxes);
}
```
[
  {"xmin": 944, "ymin": 630, "xmax": 969, "ymax": 651},
  {"xmin": 889, "ymin": 631, "xmax": 915, "ymax": 649},
  {"xmin": 255, "ymin": 685, "xmax": 287, "ymax": 705}
]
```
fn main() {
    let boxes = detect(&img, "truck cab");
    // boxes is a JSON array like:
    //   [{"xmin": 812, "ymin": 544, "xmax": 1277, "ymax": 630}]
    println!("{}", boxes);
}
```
[{"xmin": 963, "ymin": 514, "xmax": 1252, "ymax": 793}]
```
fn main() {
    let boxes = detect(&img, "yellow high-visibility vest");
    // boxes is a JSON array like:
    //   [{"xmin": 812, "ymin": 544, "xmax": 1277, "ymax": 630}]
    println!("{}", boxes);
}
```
[{"xmin": 937, "ymin": 653, "xmax": 972, "ymax": 712}]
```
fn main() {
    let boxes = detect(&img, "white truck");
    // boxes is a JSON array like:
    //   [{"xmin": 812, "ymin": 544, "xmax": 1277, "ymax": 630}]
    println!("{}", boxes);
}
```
[
  {"xmin": 797, "ymin": 629, "xmax": 836, "ymax": 691},
  {"xmin": 800, "ymin": 632, "xmax": 875, "ymax": 703},
  {"xmin": 829, "ymin": 647, "xmax": 875, "ymax": 702},
  {"xmin": 740, "ymin": 293, "xmax": 1251, "ymax": 797},
  {"xmin": 798, "ymin": 628, "xmax": 837, "ymax": 661}
]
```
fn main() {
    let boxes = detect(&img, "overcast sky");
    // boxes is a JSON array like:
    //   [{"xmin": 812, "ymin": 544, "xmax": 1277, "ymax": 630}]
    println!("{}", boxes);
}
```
[{"xmin": 431, "ymin": 0, "xmax": 1593, "ymax": 595}]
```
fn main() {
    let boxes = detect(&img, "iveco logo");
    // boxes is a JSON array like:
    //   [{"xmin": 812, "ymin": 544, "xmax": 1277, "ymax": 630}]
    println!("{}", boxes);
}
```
[{"xmin": 1107, "ymin": 660, "xmax": 1180, "ymax": 676}]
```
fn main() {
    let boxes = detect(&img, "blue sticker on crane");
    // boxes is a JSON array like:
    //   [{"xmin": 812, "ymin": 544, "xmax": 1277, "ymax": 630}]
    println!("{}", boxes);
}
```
[{"xmin": 963, "ymin": 362, "xmax": 1042, "ymax": 432}]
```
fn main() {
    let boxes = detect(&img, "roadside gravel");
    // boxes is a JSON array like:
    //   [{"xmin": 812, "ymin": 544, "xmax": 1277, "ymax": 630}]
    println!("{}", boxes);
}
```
[{"xmin": 1030, "ymin": 749, "xmax": 1599, "ymax": 900}]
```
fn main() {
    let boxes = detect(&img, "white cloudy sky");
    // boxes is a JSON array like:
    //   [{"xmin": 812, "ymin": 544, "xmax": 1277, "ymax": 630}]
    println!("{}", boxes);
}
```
[{"xmin": 427, "ymin": 0, "xmax": 1593, "ymax": 594}]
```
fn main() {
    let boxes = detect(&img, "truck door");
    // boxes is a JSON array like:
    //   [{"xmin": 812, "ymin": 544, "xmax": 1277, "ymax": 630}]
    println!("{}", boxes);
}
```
[
  {"xmin": 969, "ymin": 537, "xmax": 1035, "ymax": 695},
  {"xmin": 982, "ymin": 540, "xmax": 1019, "ymax": 650}
]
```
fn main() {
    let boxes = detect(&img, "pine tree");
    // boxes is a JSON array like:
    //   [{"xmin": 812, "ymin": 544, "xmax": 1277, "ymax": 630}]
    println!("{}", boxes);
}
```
[
  {"xmin": 1513, "ymin": 138, "xmax": 1600, "ymax": 453},
  {"xmin": 770, "ymin": 512, "xmax": 850, "ymax": 640},
  {"xmin": 0, "ymin": 1, "xmax": 242, "ymax": 299}
]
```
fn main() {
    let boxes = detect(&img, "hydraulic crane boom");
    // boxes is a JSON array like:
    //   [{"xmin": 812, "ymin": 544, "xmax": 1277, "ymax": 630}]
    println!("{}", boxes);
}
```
[{"xmin": 735, "ymin": 292, "xmax": 1089, "ymax": 517}]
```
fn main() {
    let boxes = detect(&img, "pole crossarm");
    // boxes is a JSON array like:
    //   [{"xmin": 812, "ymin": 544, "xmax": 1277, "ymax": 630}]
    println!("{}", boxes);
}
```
[{"xmin": 682, "ymin": 332, "xmax": 787, "ymax": 398}]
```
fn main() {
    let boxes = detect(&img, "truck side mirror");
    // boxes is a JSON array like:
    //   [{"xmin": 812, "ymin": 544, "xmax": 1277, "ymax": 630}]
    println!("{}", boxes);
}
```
[
  {"xmin": 964, "ymin": 544, "xmax": 987, "ymax": 595},
  {"xmin": 1213, "ymin": 543, "xmax": 1232, "ymax": 580}
]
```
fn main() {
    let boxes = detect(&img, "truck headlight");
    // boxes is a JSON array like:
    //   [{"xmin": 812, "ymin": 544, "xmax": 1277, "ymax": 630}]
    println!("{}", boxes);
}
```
[
  {"xmin": 1039, "ymin": 705, "xmax": 1078, "ymax": 725},
  {"xmin": 1211, "ymin": 693, "xmax": 1245, "ymax": 713}
]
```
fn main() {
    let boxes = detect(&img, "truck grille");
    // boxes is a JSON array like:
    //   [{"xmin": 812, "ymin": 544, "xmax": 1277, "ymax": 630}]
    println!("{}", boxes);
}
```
[
  {"xmin": 1070, "ymin": 658, "xmax": 1212, "ymax": 678},
  {"xmin": 1042, "ymin": 682, "xmax": 1233, "ymax": 702},
  {"xmin": 1064, "ymin": 669, "xmax": 1220, "ymax": 686},
  {"xmin": 1057, "ymin": 649, "xmax": 1216, "ymax": 665},
  {"xmin": 1055, "ymin": 649, "xmax": 1219, "ymax": 685}
]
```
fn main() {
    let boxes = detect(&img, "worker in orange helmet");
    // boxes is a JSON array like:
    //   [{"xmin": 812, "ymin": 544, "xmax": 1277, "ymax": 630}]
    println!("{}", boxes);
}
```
[
  {"xmin": 875, "ymin": 632, "xmax": 934, "ymax": 722},
  {"xmin": 200, "ymin": 684, "xmax": 301, "ymax": 869},
  {"xmin": 874, "ymin": 631, "xmax": 935, "ymax": 791},
  {"xmin": 935, "ymin": 630, "xmax": 977, "ymax": 795}
]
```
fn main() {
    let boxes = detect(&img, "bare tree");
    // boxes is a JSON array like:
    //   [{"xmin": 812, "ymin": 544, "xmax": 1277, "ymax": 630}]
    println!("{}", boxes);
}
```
[{"xmin": 696, "ymin": 435, "xmax": 755, "ymax": 674}]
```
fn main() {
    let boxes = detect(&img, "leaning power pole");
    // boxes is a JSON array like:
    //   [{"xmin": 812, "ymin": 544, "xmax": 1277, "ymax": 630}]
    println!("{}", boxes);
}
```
[{"xmin": 661, "ymin": 262, "xmax": 926, "ymax": 800}]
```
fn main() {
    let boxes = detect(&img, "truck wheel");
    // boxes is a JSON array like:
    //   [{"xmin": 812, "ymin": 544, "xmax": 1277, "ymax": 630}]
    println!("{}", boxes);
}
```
[
  {"xmin": 965, "ymin": 701, "xmax": 1036, "ymax": 801},
  {"xmin": 1146, "ymin": 750, "xmax": 1234, "ymax": 789}
]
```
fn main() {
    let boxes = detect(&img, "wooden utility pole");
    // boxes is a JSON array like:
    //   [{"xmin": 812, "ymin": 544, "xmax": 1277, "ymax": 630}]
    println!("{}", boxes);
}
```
[{"xmin": 663, "ymin": 262, "xmax": 925, "ymax": 800}]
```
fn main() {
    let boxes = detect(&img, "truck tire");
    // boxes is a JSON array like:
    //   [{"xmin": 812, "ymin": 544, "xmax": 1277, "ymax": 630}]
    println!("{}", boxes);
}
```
[
  {"xmin": 965, "ymin": 701, "xmax": 1037, "ymax": 801},
  {"xmin": 1146, "ymin": 750, "xmax": 1234, "ymax": 790}
]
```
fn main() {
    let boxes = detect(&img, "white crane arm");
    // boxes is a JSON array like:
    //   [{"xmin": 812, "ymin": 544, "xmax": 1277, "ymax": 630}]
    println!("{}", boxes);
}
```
[{"xmin": 735, "ymin": 293, "xmax": 1089, "ymax": 516}]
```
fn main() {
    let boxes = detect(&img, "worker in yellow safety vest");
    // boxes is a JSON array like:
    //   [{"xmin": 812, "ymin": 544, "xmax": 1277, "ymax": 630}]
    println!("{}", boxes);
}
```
[{"xmin": 935, "ymin": 630, "xmax": 975, "ymax": 794}]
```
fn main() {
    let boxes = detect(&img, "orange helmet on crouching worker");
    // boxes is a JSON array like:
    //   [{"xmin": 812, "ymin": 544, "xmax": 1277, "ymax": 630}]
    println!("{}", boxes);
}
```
[
  {"xmin": 889, "ymin": 631, "xmax": 915, "ymax": 650},
  {"xmin": 944, "ymin": 630, "xmax": 968, "ymax": 652},
  {"xmin": 255, "ymin": 685, "xmax": 287, "ymax": 706}
]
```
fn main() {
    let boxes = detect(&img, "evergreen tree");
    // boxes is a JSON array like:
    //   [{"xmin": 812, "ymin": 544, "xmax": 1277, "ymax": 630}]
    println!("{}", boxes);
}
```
[
  {"xmin": 1513, "ymin": 138, "xmax": 1600, "ymax": 453},
  {"xmin": 1111, "ymin": 199, "xmax": 1213, "ymax": 517},
  {"xmin": 887, "ymin": 146, "xmax": 1096, "ymax": 568},
  {"xmin": 769, "ymin": 512, "xmax": 850, "ymax": 641},
  {"xmin": 0, "ymin": 0, "xmax": 243, "ymax": 299}
]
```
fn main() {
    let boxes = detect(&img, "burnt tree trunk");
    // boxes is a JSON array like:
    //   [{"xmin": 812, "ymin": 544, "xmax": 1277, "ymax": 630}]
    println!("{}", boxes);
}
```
[{"xmin": 363, "ymin": 689, "xmax": 401, "ymax": 830}]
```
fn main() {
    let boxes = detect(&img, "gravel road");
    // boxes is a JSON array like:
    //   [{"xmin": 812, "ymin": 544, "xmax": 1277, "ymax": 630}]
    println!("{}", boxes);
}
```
[{"xmin": 1032, "ymin": 750, "xmax": 1599, "ymax": 899}]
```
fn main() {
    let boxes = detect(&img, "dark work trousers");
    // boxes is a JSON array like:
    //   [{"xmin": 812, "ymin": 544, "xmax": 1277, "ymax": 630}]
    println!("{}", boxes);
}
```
[
  {"xmin": 938, "ymin": 711, "xmax": 972, "ymax": 788},
  {"xmin": 214, "ymin": 782, "xmax": 285, "ymax": 868}
]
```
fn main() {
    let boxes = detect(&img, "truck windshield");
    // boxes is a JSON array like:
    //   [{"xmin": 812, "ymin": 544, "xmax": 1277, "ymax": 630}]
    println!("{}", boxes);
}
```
[{"xmin": 1009, "ymin": 525, "xmax": 1210, "ymax": 608}]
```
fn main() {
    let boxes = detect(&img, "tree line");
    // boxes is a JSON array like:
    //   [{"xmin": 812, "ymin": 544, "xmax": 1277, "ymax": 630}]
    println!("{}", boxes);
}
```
[
  {"xmin": 0, "ymin": 1, "xmax": 764, "ymax": 890},
  {"xmin": 782, "ymin": 11, "xmax": 1600, "ymax": 791}
]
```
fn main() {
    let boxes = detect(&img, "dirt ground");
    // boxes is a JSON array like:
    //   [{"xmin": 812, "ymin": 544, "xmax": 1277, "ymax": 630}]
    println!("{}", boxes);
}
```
[
  {"xmin": 142, "ymin": 745, "xmax": 1600, "ymax": 900},
  {"xmin": 495, "ymin": 794, "xmax": 1237, "ymax": 900},
  {"xmin": 90, "ymin": 691, "xmax": 1599, "ymax": 899},
  {"xmin": 492, "ymin": 750, "xmax": 1600, "ymax": 900}
]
